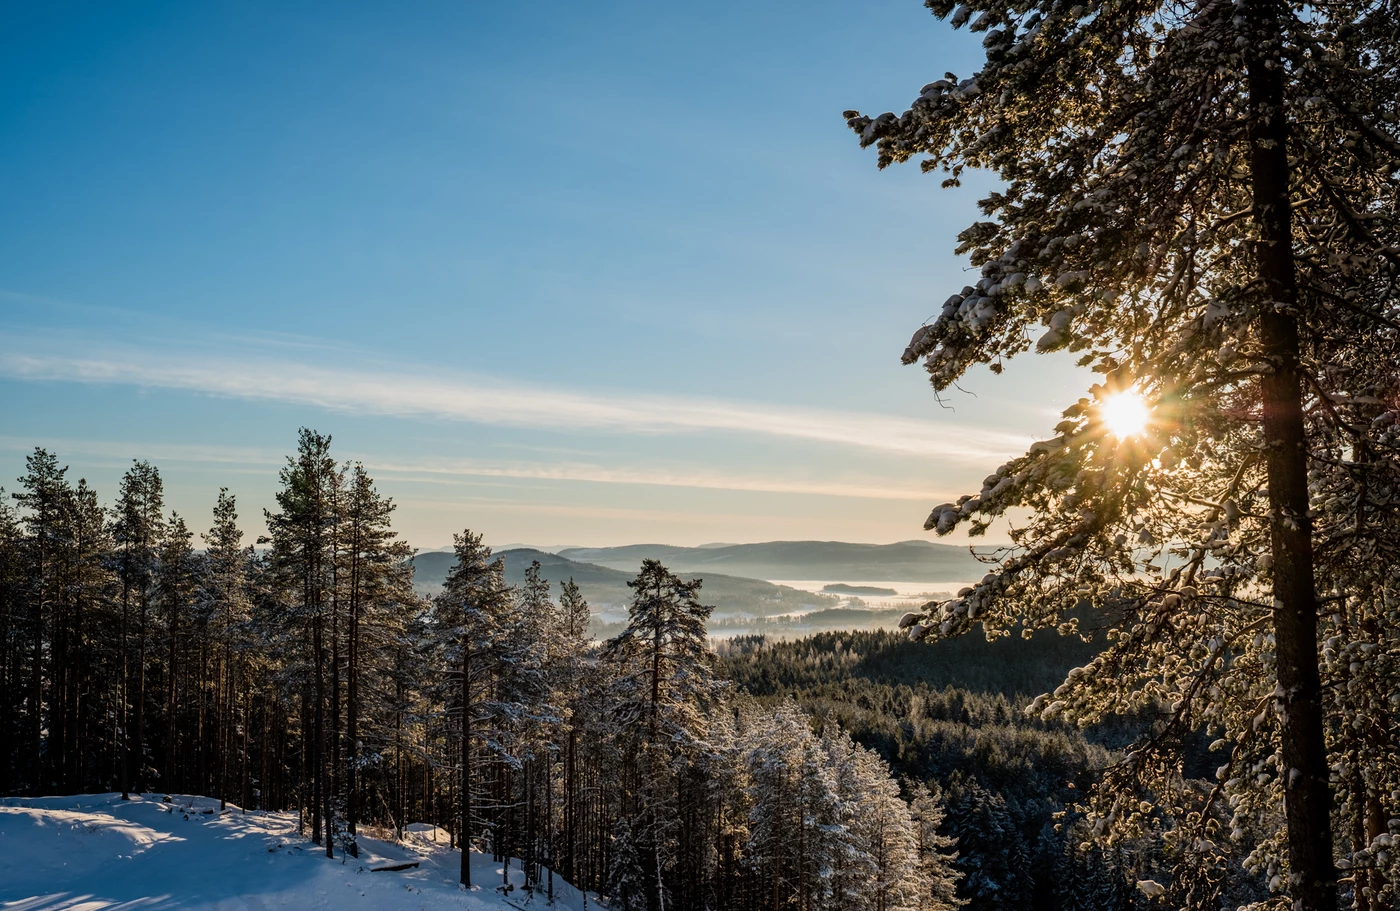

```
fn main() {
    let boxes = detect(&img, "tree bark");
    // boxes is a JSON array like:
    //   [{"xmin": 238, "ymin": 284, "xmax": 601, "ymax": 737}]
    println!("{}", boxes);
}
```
[{"xmin": 1247, "ymin": 5, "xmax": 1337, "ymax": 909}]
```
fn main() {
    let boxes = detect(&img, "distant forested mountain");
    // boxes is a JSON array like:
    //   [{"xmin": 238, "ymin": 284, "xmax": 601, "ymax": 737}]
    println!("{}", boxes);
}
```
[
  {"xmin": 558, "ymin": 539, "xmax": 985, "ymax": 582},
  {"xmin": 412, "ymin": 547, "xmax": 840, "ymax": 619}
]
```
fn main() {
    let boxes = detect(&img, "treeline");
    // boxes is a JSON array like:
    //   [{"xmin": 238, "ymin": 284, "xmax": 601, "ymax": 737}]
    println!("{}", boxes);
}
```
[
  {"xmin": 719, "ymin": 631, "xmax": 1161, "ymax": 911},
  {"xmin": 0, "ymin": 432, "xmax": 961, "ymax": 911},
  {"xmin": 0, "ymin": 432, "xmax": 418, "ymax": 838}
]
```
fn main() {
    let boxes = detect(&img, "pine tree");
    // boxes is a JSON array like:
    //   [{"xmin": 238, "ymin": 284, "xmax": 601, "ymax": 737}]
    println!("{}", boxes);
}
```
[
  {"xmin": 337, "ymin": 463, "xmax": 409, "ymax": 858},
  {"xmin": 555, "ymin": 577, "xmax": 593, "ymax": 884},
  {"xmin": 203, "ymin": 490, "xmax": 249, "ymax": 811},
  {"xmin": 13, "ymin": 449, "xmax": 71, "ymax": 794},
  {"xmin": 846, "ymin": 3, "xmax": 1400, "ymax": 907},
  {"xmin": 910, "ymin": 782, "xmax": 964, "ymax": 911},
  {"xmin": 50, "ymin": 478, "xmax": 111, "ymax": 795},
  {"xmin": 264, "ymin": 429, "xmax": 339, "ymax": 851},
  {"xmin": 156, "ymin": 512, "xmax": 196, "ymax": 792},
  {"xmin": 431, "ymin": 529, "xmax": 514, "ymax": 887},
  {"xmin": 603, "ymin": 560, "xmax": 723, "ymax": 911},
  {"xmin": 111, "ymin": 459, "xmax": 165, "ymax": 799},
  {"xmin": 0, "ymin": 492, "xmax": 23, "ymax": 794}
]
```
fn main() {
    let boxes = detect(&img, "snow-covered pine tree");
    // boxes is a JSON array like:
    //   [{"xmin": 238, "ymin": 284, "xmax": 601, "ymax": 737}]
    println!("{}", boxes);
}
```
[
  {"xmin": 203, "ymin": 490, "xmax": 250, "ymax": 812},
  {"xmin": 602, "ymin": 559, "xmax": 723, "ymax": 911},
  {"xmin": 47, "ymin": 475, "xmax": 111, "ymax": 797},
  {"xmin": 336, "ymin": 462, "xmax": 410, "ymax": 858},
  {"xmin": 552, "ymin": 577, "xmax": 593, "ymax": 884},
  {"xmin": 111, "ymin": 459, "xmax": 165, "ymax": 799},
  {"xmin": 743, "ymin": 701, "xmax": 829, "ymax": 911},
  {"xmin": 430, "ymin": 529, "xmax": 527, "ymax": 887},
  {"xmin": 155, "ymin": 512, "xmax": 196, "ymax": 795},
  {"xmin": 0, "ymin": 492, "xmax": 24, "ymax": 794},
  {"xmin": 847, "ymin": 2, "xmax": 1400, "ymax": 907},
  {"xmin": 11, "ymin": 450, "xmax": 71, "ymax": 796},
  {"xmin": 825, "ymin": 726, "xmax": 927, "ymax": 911},
  {"xmin": 263, "ymin": 428, "xmax": 339, "ymax": 850},
  {"xmin": 909, "ymin": 782, "xmax": 964, "ymax": 911}
]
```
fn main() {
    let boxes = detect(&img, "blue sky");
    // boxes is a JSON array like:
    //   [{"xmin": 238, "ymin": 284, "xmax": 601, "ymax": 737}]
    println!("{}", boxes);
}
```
[{"xmin": 0, "ymin": 0, "xmax": 1085, "ymax": 548}]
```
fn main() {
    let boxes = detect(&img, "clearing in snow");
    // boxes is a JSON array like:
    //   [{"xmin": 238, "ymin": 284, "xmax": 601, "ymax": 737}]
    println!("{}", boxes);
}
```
[{"xmin": 0, "ymin": 793, "xmax": 593, "ymax": 911}]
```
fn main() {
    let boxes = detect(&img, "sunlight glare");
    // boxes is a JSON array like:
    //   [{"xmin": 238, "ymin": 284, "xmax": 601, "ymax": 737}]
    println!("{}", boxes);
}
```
[{"xmin": 1102, "ymin": 392, "xmax": 1149, "ymax": 439}]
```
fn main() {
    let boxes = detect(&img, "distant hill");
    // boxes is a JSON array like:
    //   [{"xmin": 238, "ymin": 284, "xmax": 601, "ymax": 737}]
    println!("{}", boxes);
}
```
[
  {"xmin": 822, "ymin": 583, "xmax": 897, "ymax": 596},
  {"xmin": 556, "ymin": 540, "xmax": 984, "ymax": 582},
  {"xmin": 411, "ymin": 548, "xmax": 838, "ymax": 620}
]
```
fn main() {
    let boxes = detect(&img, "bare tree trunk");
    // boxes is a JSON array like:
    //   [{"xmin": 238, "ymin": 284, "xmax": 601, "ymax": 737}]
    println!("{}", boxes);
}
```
[{"xmin": 1247, "ymin": 5, "xmax": 1336, "ymax": 909}]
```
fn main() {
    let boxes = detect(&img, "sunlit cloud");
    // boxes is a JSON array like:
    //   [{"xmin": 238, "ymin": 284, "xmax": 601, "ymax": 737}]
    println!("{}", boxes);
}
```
[{"xmin": 0, "ymin": 342, "xmax": 1030, "ymax": 464}]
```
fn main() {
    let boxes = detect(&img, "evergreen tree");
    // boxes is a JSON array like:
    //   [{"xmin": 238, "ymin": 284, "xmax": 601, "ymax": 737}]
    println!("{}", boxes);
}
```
[
  {"xmin": 203, "ymin": 491, "xmax": 249, "ymax": 811},
  {"xmin": 0, "ymin": 492, "xmax": 23, "ymax": 794},
  {"xmin": 910, "ymin": 782, "xmax": 964, "ymax": 911},
  {"xmin": 156, "ymin": 512, "xmax": 196, "ymax": 792},
  {"xmin": 845, "ymin": 3, "xmax": 1400, "ymax": 907},
  {"xmin": 264, "ymin": 429, "xmax": 339, "ymax": 851},
  {"xmin": 111, "ymin": 459, "xmax": 165, "ymax": 799},
  {"xmin": 337, "ymin": 463, "xmax": 409, "ymax": 858},
  {"xmin": 50, "ymin": 478, "xmax": 112, "ymax": 795},
  {"xmin": 431, "ymin": 529, "xmax": 513, "ymax": 887},
  {"xmin": 603, "ymin": 560, "xmax": 722, "ymax": 911},
  {"xmin": 13, "ymin": 449, "xmax": 71, "ymax": 794}
]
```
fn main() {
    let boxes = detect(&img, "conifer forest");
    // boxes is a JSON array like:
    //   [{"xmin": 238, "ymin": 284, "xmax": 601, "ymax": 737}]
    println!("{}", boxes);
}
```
[
  {"xmin": 4, "ymin": 0, "xmax": 1400, "ymax": 910},
  {"xmin": 0, "ymin": 435, "xmax": 966, "ymax": 911}
]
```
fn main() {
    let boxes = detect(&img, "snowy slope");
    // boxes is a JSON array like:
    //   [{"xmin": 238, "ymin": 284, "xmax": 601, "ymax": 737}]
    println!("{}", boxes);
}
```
[{"xmin": 0, "ymin": 794, "xmax": 594, "ymax": 911}]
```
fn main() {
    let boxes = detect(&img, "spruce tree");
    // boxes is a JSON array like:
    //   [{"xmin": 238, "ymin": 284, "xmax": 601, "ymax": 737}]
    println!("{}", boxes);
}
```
[{"xmin": 847, "ymin": 3, "xmax": 1400, "ymax": 907}]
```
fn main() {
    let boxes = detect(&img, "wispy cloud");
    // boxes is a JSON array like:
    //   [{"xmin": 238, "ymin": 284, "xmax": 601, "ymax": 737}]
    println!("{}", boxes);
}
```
[
  {"xmin": 0, "ymin": 339, "xmax": 1030, "ymax": 463},
  {"xmin": 365, "ymin": 457, "xmax": 949, "ymax": 501},
  {"xmin": 0, "ymin": 435, "xmax": 960, "ymax": 502}
]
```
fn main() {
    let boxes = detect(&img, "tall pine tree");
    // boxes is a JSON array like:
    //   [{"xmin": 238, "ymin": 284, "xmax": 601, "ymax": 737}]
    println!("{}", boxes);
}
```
[{"xmin": 846, "ymin": 3, "xmax": 1400, "ymax": 907}]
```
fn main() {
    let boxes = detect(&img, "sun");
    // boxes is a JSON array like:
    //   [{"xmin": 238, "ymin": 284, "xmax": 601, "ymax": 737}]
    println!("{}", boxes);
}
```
[{"xmin": 1102, "ymin": 392, "xmax": 1150, "ymax": 438}]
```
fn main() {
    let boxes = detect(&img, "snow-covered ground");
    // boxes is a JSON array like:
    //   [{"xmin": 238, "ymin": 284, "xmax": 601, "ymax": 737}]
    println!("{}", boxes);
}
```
[{"xmin": 0, "ymin": 794, "xmax": 594, "ymax": 911}]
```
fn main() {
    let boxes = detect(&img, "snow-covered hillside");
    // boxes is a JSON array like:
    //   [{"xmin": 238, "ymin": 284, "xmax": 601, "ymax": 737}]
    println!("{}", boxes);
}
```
[{"xmin": 0, "ymin": 794, "xmax": 594, "ymax": 911}]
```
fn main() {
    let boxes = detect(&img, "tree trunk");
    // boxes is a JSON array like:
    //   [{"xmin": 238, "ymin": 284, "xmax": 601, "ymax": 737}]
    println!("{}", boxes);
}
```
[
  {"xmin": 1247, "ymin": 5, "xmax": 1337, "ymax": 909},
  {"xmin": 119, "ymin": 570, "xmax": 130, "ymax": 800},
  {"xmin": 312, "ymin": 616, "xmax": 325, "ymax": 848},
  {"xmin": 346, "ymin": 550, "xmax": 359, "ymax": 858},
  {"xmin": 460, "ymin": 646, "xmax": 472, "ymax": 887},
  {"xmin": 130, "ymin": 590, "xmax": 148, "ymax": 797},
  {"xmin": 319, "ymin": 612, "xmax": 332, "ymax": 858},
  {"xmin": 165, "ymin": 595, "xmax": 179, "ymax": 792},
  {"xmin": 567, "ymin": 726, "xmax": 577, "ymax": 882}
]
